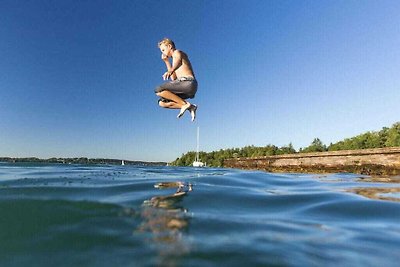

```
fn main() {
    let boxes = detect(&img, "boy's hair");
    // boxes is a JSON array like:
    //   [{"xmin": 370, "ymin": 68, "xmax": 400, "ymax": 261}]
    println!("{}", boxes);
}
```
[{"xmin": 158, "ymin": 38, "xmax": 175, "ymax": 49}]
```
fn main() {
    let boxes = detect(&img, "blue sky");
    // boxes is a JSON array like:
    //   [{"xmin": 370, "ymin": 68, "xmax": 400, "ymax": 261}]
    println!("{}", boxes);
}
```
[{"xmin": 1, "ymin": 0, "xmax": 399, "ymax": 162}]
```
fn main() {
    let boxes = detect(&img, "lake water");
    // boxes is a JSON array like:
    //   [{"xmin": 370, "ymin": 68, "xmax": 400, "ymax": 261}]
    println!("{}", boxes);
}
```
[{"xmin": 1, "ymin": 163, "xmax": 399, "ymax": 266}]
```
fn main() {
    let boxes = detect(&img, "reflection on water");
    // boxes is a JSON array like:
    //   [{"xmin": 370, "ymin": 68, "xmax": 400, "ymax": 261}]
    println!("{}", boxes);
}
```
[
  {"xmin": 356, "ymin": 176, "xmax": 400, "ymax": 183},
  {"xmin": 313, "ymin": 173, "xmax": 400, "ymax": 202},
  {"xmin": 137, "ymin": 182, "xmax": 193, "ymax": 266},
  {"xmin": 349, "ymin": 175, "xmax": 400, "ymax": 202},
  {"xmin": 351, "ymin": 187, "xmax": 400, "ymax": 202}
]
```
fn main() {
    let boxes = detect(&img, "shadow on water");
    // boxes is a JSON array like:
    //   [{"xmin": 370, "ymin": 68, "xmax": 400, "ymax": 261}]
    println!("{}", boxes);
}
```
[{"xmin": 135, "ymin": 181, "xmax": 193, "ymax": 266}]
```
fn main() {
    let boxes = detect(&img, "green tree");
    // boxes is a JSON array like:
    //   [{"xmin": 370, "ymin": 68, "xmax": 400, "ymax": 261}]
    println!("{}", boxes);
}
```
[
  {"xmin": 301, "ymin": 138, "xmax": 327, "ymax": 153},
  {"xmin": 385, "ymin": 122, "xmax": 400, "ymax": 147},
  {"xmin": 278, "ymin": 143, "xmax": 296, "ymax": 155}
]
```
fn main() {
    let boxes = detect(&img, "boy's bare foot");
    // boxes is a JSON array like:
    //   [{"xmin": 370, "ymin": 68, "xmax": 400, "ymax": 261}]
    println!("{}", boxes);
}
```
[
  {"xmin": 189, "ymin": 104, "xmax": 197, "ymax": 122},
  {"xmin": 177, "ymin": 102, "xmax": 191, "ymax": 118}
]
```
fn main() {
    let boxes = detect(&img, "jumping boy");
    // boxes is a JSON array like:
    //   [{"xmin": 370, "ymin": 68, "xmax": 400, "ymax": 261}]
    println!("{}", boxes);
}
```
[{"xmin": 155, "ymin": 38, "xmax": 198, "ymax": 121}]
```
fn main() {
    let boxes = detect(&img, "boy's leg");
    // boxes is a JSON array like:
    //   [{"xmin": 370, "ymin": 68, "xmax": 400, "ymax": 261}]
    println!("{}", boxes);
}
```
[
  {"xmin": 158, "ymin": 100, "xmax": 181, "ymax": 109},
  {"xmin": 156, "ymin": 90, "xmax": 191, "ymax": 117},
  {"xmin": 156, "ymin": 90, "xmax": 187, "ymax": 106}
]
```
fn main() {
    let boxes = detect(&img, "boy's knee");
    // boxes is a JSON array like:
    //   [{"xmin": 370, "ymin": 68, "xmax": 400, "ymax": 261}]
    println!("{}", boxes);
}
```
[{"xmin": 155, "ymin": 86, "xmax": 164, "ymax": 94}]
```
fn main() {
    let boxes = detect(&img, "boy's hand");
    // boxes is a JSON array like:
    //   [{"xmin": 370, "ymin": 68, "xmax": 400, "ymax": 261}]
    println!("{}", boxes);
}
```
[
  {"xmin": 161, "ymin": 54, "xmax": 168, "ymax": 61},
  {"xmin": 163, "ymin": 71, "xmax": 173, "ymax": 80}
]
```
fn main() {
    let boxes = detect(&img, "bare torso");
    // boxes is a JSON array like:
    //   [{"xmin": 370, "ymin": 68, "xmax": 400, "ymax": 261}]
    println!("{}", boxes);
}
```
[{"xmin": 173, "ymin": 50, "xmax": 195, "ymax": 79}]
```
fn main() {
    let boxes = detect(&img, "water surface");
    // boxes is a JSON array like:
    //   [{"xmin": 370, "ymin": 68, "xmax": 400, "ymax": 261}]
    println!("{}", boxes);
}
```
[{"xmin": 1, "ymin": 163, "xmax": 399, "ymax": 266}]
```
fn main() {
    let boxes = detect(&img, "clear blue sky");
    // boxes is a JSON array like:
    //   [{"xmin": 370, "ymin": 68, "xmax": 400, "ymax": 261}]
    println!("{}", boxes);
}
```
[{"xmin": 1, "ymin": 0, "xmax": 399, "ymax": 162}]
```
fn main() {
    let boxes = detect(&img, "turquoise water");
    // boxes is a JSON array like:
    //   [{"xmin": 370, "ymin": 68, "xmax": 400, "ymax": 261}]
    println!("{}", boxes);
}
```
[{"xmin": 1, "ymin": 163, "xmax": 400, "ymax": 267}]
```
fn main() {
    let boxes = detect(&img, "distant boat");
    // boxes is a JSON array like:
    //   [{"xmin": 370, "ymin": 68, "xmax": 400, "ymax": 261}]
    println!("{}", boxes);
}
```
[
  {"xmin": 193, "ymin": 127, "xmax": 205, "ymax": 167},
  {"xmin": 121, "ymin": 160, "xmax": 125, "ymax": 166}
]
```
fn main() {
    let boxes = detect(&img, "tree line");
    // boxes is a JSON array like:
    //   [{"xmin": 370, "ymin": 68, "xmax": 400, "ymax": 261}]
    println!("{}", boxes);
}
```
[
  {"xmin": 171, "ymin": 122, "xmax": 400, "ymax": 167},
  {"xmin": 0, "ymin": 157, "xmax": 167, "ymax": 166}
]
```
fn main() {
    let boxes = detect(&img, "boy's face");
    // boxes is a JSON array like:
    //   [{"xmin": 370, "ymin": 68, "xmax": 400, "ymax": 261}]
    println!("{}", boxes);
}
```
[{"xmin": 159, "ymin": 43, "xmax": 172, "ymax": 57}]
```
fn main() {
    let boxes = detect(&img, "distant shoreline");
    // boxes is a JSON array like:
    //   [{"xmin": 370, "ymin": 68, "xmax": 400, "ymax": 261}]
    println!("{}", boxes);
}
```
[
  {"xmin": 0, "ymin": 157, "xmax": 167, "ymax": 166},
  {"xmin": 224, "ymin": 147, "xmax": 400, "ymax": 176}
]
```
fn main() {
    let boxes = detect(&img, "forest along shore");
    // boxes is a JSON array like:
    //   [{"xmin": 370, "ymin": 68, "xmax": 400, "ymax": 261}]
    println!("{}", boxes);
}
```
[{"xmin": 224, "ymin": 147, "xmax": 400, "ymax": 176}]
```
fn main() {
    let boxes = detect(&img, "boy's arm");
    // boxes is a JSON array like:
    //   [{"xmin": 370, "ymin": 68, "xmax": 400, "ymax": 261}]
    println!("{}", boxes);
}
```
[
  {"xmin": 162, "ymin": 58, "xmax": 177, "ymax": 80},
  {"xmin": 163, "ymin": 51, "xmax": 183, "ymax": 80}
]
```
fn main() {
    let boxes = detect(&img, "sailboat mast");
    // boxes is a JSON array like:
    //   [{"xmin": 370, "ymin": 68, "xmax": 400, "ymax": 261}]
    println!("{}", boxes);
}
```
[{"xmin": 196, "ymin": 126, "xmax": 200, "ymax": 161}]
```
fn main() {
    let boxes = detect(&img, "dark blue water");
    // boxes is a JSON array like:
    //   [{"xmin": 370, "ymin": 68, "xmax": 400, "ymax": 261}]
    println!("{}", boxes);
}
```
[{"xmin": 1, "ymin": 163, "xmax": 399, "ymax": 267}]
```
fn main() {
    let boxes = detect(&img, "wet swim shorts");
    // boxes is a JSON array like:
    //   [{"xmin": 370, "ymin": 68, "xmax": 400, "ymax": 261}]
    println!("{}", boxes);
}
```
[{"xmin": 155, "ymin": 77, "xmax": 198, "ymax": 100}]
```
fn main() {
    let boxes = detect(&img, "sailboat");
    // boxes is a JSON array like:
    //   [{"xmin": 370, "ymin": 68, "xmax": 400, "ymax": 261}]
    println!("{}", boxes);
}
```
[
  {"xmin": 193, "ymin": 126, "xmax": 205, "ymax": 167},
  {"xmin": 121, "ymin": 160, "xmax": 125, "ymax": 166}
]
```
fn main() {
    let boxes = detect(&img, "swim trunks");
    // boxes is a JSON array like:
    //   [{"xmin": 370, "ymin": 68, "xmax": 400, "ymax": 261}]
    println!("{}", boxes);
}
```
[{"xmin": 155, "ymin": 76, "xmax": 198, "ymax": 100}]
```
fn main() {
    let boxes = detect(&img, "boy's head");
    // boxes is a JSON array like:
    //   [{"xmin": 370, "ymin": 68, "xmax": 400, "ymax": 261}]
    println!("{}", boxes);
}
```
[
  {"xmin": 158, "ymin": 38, "xmax": 175, "ymax": 49},
  {"xmin": 158, "ymin": 38, "xmax": 175, "ymax": 57}
]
